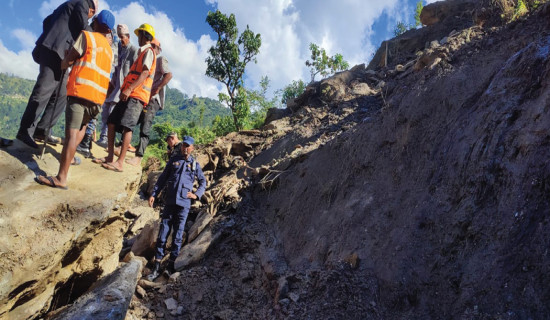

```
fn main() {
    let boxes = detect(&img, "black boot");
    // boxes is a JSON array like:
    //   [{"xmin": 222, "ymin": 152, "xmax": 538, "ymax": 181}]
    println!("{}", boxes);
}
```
[
  {"xmin": 147, "ymin": 261, "xmax": 161, "ymax": 281},
  {"xmin": 76, "ymin": 132, "xmax": 92, "ymax": 158},
  {"xmin": 165, "ymin": 259, "xmax": 176, "ymax": 275}
]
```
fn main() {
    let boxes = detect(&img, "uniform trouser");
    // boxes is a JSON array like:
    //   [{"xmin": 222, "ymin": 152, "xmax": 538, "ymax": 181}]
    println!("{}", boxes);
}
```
[
  {"xmin": 19, "ymin": 56, "xmax": 67, "ymax": 138},
  {"xmin": 136, "ymin": 98, "xmax": 160, "ymax": 157},
  {"xmin": 154, "ymin": 204, "xmax": 189, "ymax": 261},
  {"xmin": 99, "ymin": 101, "xmax": 116, "ymax": 140}
]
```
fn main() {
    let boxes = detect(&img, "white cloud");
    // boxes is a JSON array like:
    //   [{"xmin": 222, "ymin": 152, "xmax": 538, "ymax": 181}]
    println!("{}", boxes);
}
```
[
  {"xmin": 39, "ymin": 0, "xmax": 65, "ymax": 19},
  {"xmin": 2, "ymin": 0, "xmax": 417, "ymax": 101},
  {"xmin": 208, "ymin": 0, "xmax": 404, "ymax": 93},
  {"xmin": 11, "ymin": 29, "xmax": 37, "ymax": 51},
  {"xmin": 0, "ymin": 40, "xmax": 38, "ymax": 80},
  {"xmin": 111, "ymin": 2, "xmax": 221, "ymax": 98}
]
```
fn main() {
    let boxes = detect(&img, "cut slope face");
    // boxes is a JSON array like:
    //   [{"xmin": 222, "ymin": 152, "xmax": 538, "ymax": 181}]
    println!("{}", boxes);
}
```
[
  {"xmin": 256, "ymin": 15, "xmax": 550, "ymax": 320},
  {"xmin": 0, "ymin": 144, "xmax": 141, "ymax": 319}
]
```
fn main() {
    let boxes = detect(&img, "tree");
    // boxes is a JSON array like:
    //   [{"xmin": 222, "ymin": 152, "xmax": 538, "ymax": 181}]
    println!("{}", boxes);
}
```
[
  {"xmin": 278, "ymin": 80, "xmax": 306, "ymax": 105},
  {"xmin": 205, "ymin": 10, "xmax": 262, "ymax": 131},
  {"xmin": 305, "ymin": 43, "xmax": 349, "ymax": 83},
  {"xmin": 393, "ymin": 21, "xmax": 409, "ymax": 37},
  {"xmin": 245, "ymin": 76, "xmax": 279, "ymax": 128},
  {"xmin": 414, "ymin": 0, "xmax": 424, "ymax": 27}
]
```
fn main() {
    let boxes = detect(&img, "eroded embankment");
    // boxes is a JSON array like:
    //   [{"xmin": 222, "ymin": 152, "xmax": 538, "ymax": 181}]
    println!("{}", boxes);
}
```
[{"xmin": 0, "ymin": 143, "xmax": 142, "ymax": 319}]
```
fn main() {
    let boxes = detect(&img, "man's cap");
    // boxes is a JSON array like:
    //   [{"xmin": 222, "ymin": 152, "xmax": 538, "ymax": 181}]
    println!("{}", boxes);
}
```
[
  {"xmin": 91, "ymin": 0, "xmax": 98, "ymax": 10},
  {"xmin": 165, "ymin": 132, "xmax": 177, "ymax": 141},
  {"xmin": 117, "ymin": 24, "xmax": 129, "ymax": 35},
  {"xmin": 96, "ymin": 10, "xmax": 115, "ymax": 30},
  {"xmin": 151, "ymin": 38, "xmax": 162, "ymax": 52},
  {"xmin": 182, "ymin": 135, "xmax": 195, "ymax": 146}
]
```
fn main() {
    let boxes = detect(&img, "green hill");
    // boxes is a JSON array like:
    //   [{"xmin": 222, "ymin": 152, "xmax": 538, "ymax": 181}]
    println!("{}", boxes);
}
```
[{"xmin": 0, "ymin": 73, "xmax": 230, "ymax": 140}]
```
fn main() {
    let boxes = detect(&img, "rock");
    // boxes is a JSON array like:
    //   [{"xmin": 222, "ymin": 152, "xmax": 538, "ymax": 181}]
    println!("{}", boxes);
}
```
[
  {"xmin": 122, "ymin": 251, "xmax": 135, "ymax": 263},
  {"xmin": 275, "ymin": 277, "xmax": 289, "ymax": 302},
  {"xmin": 265, "ymin": 107, "xmax": 290, "ymax": 125},
  {"xmin": 351, "ymin": 82, "xmax": 376, "ymax": 96},
  {"xmin": 164, "ymin": 297, "xmax": 178, "ymax": 311},
  {"xmin": 135, "ymin": 285, "xmax": 147, "ymax": 299},
  {"xmin": 137, "ymin": 279, "xmax": 162, "ymax": 290},
  {"xmin": 420, "ymin": 0, "xmax": 477, "ymax": 26},
  {"xmin": 146, "ymin": 171, "xmax": 162, "ymax": 196},
  {"xmin": 174, "ymin": 225, "xmax": 223, "ymax": 271},
  {"xmin": 289, "ymin": 292, "xmax": 300, "ymax": 303},
  {"xmin": 127, "ymin": 206, "xmax": 157, "ymax": 236},
  {"xmin": 169, "ymin": 272, "xmax": 180, "ymax": 282},
  {"xmin": 131, "ymin": 220, "xmax": 161, "ymax": 258},
  {"xmin": 344, "ymin": 253, "xmax": 360, "ymax": 269},
  {"xmin": 187, "ymin": 209, "xmax": 213, "ymax": 243},
  {"xmin": 50, "ymin": 259, "xmax": 143, "ymax": 320}
]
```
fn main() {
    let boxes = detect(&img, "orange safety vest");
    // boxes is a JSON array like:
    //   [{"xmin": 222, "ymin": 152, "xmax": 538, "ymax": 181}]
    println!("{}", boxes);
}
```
[
  {"xmin": 121, "ymin": 45, "xmax": 157, "ymax": 104},
  {"xmin": 67, "ymin": 31, "xmax": 113, "ymax": 105}
]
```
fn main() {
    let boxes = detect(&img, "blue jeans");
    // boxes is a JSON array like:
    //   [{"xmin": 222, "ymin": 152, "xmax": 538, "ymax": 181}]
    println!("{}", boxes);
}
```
[{"xmin": 154, "ymin": 204, "xmax": 189, "ymax": 261}]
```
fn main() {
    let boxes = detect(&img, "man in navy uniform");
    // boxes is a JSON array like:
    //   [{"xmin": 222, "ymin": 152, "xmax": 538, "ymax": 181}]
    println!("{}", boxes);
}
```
[{"xmin": 147, "ymin": 135, "xmax": 207, "ymax": 280}]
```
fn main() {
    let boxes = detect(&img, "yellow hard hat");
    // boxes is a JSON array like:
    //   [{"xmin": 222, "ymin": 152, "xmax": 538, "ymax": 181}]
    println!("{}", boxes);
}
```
[{"xmin": 134, "ymin": 23, "xmax": 155, "ymax": 38}]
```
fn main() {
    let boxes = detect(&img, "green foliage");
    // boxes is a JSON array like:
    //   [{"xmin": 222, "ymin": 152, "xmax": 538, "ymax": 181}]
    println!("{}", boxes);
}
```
[
  {"xmin": 245, "ymin": 76, "xmax": 280, "ymax": 128},
  {"xmin": 513, "ymin": 0, "xmax": 529, "ymax": 19},
  {"xmin": 212, "ymin": 115, "xmax": 235, "ymax": 136},
  {"xmin": 305, "ymin": 43, "xmax": 350, "ymax": 83},
  {"xmin": 393, "ymin": 21, "xmax": 416, "ymax": 37},
  {"xmin": 278, "ymin": 80, "xmax": 306, "ymax": 105},
  {"xmin": 414, "ymin": 0, "xmax": 424, "ymax": 27},
  {"xmin": 205, "ymin": 10, "xmax": 262, "ymax": 131}
]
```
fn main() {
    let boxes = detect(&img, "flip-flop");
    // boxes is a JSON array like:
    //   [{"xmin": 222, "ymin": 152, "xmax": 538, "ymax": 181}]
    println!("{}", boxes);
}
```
[
  {"xmin": 35, "ymin": 176, "xmax": 68, "ymax": 190},
  {"xmin": 102, "ymin": 162, "xmax": 123, "ymax": 172},
  {"xmin": 71, "ymin": 156, "xmax": 81, "ymax": 165},
  {"xmin": 92, "ymin": 157, "xmax": 107, "ymax": 164}
]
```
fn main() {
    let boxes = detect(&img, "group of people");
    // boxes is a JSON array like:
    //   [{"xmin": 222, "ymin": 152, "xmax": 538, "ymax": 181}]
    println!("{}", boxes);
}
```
[{"xmin": 12, "ymin": 0, "xmax": 206, "ymax": 279}]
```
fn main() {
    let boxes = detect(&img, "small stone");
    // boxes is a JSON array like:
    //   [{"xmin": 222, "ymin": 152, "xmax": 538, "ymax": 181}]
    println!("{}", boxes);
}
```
[
  {"xmin": 289, "ymin": 292, "xmax": 300, "ymax": 303},
  {"xmin": 135, "ymin": 285, "xmax": 147, "ymax": 299},
  {"xmin": 164, "ymin": 297, "xmax": 178, "ymax": 310},
  {"xmin": 176, "ymin": 306, "xmax": 184, "ymax": 315},
  {"xmin": 169, "ymin": 272, "xmax": 180, "ymax": 282}
]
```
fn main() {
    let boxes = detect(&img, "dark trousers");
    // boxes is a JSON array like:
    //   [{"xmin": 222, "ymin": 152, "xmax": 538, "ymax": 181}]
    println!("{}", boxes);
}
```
[
  {"xmin": 19, "ymin": 47, "xmax": 67, "ymax": 137},
  {"xmin": 136, "ymin": 98, "xmax": 160, "ymax": 157},
  {"xmin": 154, "ymin": 204, "xmax": 189, "ymax": 261}
]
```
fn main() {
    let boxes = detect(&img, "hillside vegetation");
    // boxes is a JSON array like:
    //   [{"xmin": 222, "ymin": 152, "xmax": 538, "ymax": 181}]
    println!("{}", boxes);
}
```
[{"xmin": 0, "ymin": 73, "xmax": 230, "ymax": 142}]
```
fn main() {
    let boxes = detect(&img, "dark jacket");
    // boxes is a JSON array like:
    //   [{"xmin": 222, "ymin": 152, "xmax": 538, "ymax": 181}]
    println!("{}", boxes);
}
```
[
  {"xmin": 34, "ymin": 0, "xmax": 92, "ymax": 63},
  {"xmin": 151, "ymin": 155, "xmax": 207, "ymax": 209}
]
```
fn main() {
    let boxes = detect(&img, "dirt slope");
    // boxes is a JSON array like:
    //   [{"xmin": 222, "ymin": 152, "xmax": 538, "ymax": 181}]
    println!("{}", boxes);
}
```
[{"xmin": 128, "ymin": 7, "xmax": 550, "ymax": 320}]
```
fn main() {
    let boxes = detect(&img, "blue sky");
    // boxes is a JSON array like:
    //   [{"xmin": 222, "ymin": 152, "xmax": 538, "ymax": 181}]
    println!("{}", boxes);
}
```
[{"xmin": 0, "ymin": 0, "xmax": 435, "ymax": 99}]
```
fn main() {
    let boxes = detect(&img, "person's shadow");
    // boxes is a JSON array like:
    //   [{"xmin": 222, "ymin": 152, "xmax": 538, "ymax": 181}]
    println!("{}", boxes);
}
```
[{"xmin": 0, "ymin": 138, "xmax": 62, "ymax": 177}]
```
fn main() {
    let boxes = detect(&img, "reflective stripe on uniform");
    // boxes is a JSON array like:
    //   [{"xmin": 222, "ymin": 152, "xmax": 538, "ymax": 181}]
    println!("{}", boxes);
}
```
[{"xmin": 75, "ymin": 77, "xmax": 108, "ymax": 94}]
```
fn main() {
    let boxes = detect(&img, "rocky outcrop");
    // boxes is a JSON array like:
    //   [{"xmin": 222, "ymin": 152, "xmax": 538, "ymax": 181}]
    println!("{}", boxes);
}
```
[
  {"xmin": 0, "ymin": 144, "xmax": 142, "ymax": 319},
  {"xmin": 420, "ymin": 0, "xmax": 477, "ymax": 26},
  {"xmin": 367, "ymin": 0, "xmax": 479, "ymax": 70}
]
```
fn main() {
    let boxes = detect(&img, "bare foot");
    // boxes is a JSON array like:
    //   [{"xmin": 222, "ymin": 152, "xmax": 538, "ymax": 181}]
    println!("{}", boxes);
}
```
[
  {"xmin": 101, "ymin": 162, "xmax": 124, "ymax": 172},
  {"xmin": 125, "ymin": 157, "xmax": 142, "ymax": 166}
]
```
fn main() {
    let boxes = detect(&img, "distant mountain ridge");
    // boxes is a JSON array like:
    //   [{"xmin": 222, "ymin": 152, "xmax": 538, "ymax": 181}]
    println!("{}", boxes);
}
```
[{"xmin": 0, "ymin": 73, "xmax": 230, "ymax": 139}]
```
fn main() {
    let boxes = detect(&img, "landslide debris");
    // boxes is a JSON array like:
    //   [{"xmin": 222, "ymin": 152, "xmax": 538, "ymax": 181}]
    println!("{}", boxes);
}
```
[{"xmin": 120, "ymin": 3, "xmax": 550, "ymax": 319}]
